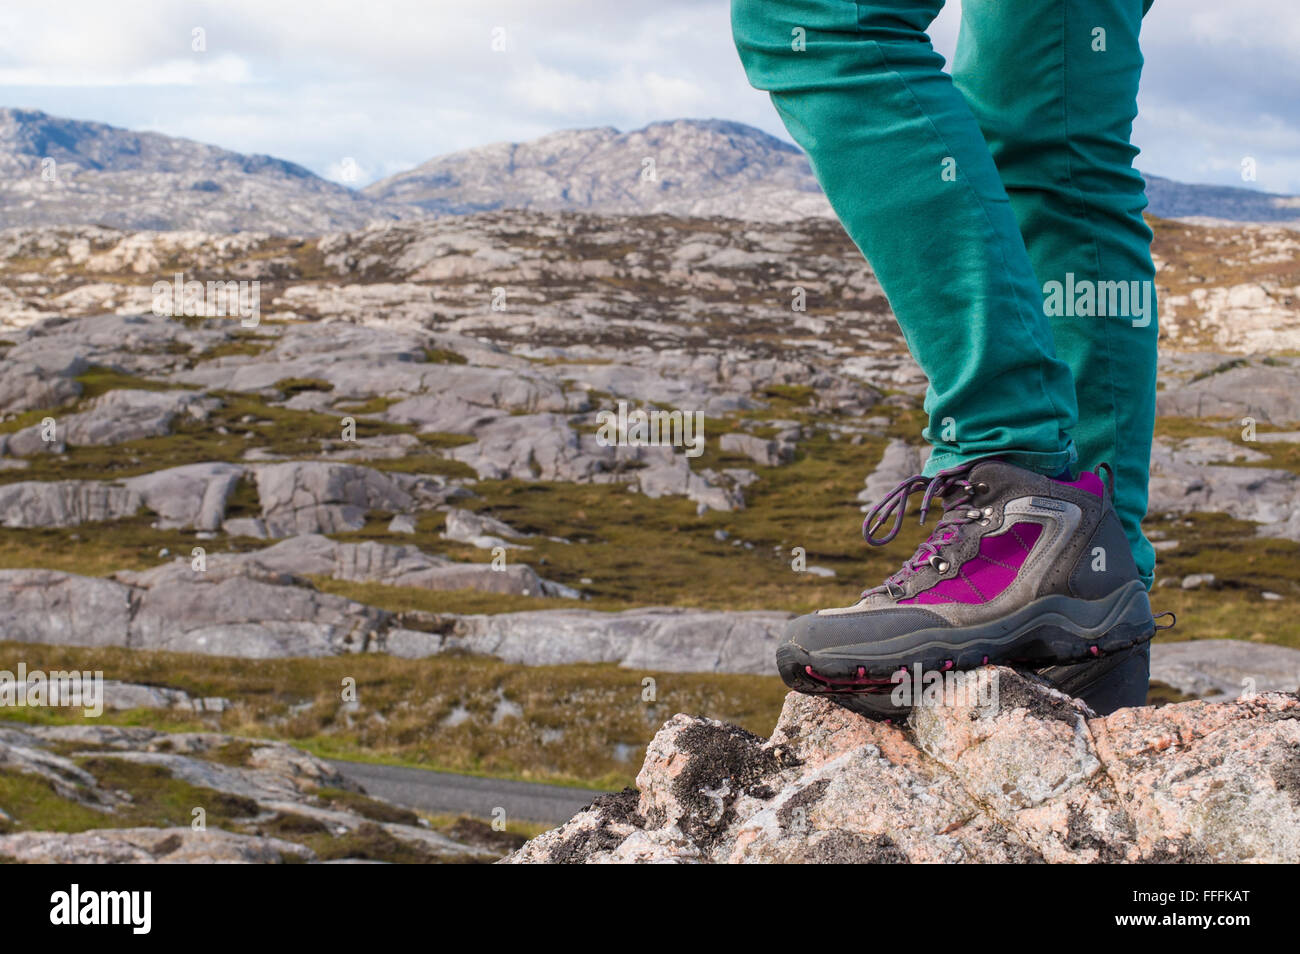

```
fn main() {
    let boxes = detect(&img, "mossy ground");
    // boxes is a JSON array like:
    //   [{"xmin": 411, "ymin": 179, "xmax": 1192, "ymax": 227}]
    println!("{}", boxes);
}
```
[{"xmin": 1, "ymin": 326, "xmax": 1299, "ymax": 819}]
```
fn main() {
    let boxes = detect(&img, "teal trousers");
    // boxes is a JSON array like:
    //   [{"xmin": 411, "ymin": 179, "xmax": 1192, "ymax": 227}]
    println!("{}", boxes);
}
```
[{"xmin": 733, "ymin": 0, "xmax": 1158, "ymax": 588}]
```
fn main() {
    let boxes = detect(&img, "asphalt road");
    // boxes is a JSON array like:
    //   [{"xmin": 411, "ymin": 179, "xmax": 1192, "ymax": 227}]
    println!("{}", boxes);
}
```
[{"xmin": 326, "ymin": 759, "xmax": 607, "ymax": 825}]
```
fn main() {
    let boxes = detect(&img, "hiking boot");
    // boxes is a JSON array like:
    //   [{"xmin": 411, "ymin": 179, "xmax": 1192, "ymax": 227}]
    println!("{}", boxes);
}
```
[{"xmin": 776, "ymin": 457, "xmax": 1156, "ymax": 698}]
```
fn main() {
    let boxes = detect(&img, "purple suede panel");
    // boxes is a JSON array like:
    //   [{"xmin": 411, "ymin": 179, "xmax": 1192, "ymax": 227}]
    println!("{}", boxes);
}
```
[
  {"xmin": 1052, "ymin": 471, "xmax": 1104, "ymax": 497},
  {"xmin": 902, "ymin": 522, "xmax": 1043, "ymax": 605}
]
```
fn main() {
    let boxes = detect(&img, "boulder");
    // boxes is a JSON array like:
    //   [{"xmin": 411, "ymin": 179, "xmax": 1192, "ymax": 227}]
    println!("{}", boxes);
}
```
[
  {"xmin": 443, "ymin": 506, "xmax": 532, "ymax": 549},
  {"xmin": 1148, "ymin": 438, "xmax": 1300, "ymax": 540},
  {"xmin": 1150, "ymin": 639, "xmax": 1300, "ymax": 699},
  {"xmin": 0, "ymin": 355, "xmax": 86, "ymax": 415},
  {"xmin": 123, "ymin": 462, "xmax": 244, "ymax": 531},
  {"xmin": 0, "ymin": 480, "xmax": 141, "ymax": 528},
  {"xmin": 251, "ymin": 461, "xmax": 459, "ymax": 537},
  {"xmin": 720, "ymin": 432, "xmax": 791, "ymax": 467},
  {"xmin": 507, "ymin": 669, "xmax": 1300, "ymax": 863},
  {"xmin": 0, "ymin": 389, "xmax": 221, "ymax": 454},
  {"xmin": 0, "ymin": 570, "xmax": 135, "ymax": 646}
]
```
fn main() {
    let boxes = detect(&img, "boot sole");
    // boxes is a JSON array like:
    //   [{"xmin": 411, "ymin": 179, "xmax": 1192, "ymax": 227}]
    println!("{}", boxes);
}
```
[{"xmin": 777, "ymin": 580, "xmax": 1155, "ymax": 694}]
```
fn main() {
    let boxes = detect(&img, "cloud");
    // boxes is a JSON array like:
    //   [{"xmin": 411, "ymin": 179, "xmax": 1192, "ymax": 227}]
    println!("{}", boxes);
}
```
[{"xmin": 0, "ymin": 0, "xmax": 1295, "ymax": 193}]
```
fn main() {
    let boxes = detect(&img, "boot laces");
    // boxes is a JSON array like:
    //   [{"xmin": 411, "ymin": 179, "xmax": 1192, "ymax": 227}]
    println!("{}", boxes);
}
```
[{"xmin": 861, "ymin": 461, "xmax": 984, "ymax": 598}]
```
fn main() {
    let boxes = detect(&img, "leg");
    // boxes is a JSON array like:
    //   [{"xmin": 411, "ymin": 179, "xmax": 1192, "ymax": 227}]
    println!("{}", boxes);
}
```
[
  {"xmin": 731, "ymin": 0, "xmax": 1079, "ymax": 478},
  {"xmin": 738, "ymin": 1, "xmax": 1158, "ymax": 704},
  {"xmin": 952, "ymin": 0, "xmax": 1159, "ymax": 588}
]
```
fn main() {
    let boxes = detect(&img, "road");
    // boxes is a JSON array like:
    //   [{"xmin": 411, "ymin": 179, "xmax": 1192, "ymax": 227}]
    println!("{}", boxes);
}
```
[{"xmin": 326, "ymin": 759, "xmax": 607, "ymax": 825}]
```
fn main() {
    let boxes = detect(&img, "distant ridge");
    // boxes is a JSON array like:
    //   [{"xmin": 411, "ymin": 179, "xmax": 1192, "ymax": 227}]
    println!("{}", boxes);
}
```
[{"xmin": 2, "ymin": 109, "xmax": 1297, "ymax": 232}]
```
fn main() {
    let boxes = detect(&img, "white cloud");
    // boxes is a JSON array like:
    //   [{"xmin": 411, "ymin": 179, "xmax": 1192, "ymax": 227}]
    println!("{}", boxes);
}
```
[{"xmin": 0, "ymin": 0, "xmax": 1296, "ymax": 192}]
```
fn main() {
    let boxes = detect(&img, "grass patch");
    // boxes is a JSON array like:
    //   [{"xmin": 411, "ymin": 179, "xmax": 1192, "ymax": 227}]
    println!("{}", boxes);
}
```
[
  {"xmin": 423, "ymin": 347, "xmax": 468, "ymax": 365},
  {"xmin": 274, "ymin": 377, "xmax": 334, "ymax": 395},
  {"xmin": 0, "ymin": 642, "xmax": 790, "ymax": 791}
]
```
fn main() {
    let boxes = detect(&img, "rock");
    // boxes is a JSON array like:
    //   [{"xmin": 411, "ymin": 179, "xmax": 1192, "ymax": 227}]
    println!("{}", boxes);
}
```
[
  {"xmin": 222, "ymin": 517, "xmax": 268, "ymax": 538},
  {"xmin": 450, "ymin": 412, "xmax": 605, "ymax": 482},
  {"xmin": 443, "ymin": 506, "xmax": 531, "ymax": 549},
  {"xmin": 439, "ymin": 607, "xmax": 791, "ymax": 673},
  {"xmin": 3, "ymin": 388, "xmax": 220, "ymax": 452},
  {"xmin": 0, "ymin": 570, "xmax": 135, "ymax": 646},
  {"xmin": 252, "ymin": 461, "xmax": 459, "ymax": 537},
  {"xmin": 0, "ymin": 480, "xmax": 141, "ymax": 528},
  {"xmin": 1148, "ymin": 438, "xmax": 1300, "ymax": 540},
  {"xmin": 0, "ymin": 463, "xmax": 244, "ymax": 531},
  {"xmin": 1150, "ymin": 639, "xmax": 1300, "ymax": 699},
  {"xmin": 123, "ymin": 462, "xmax": 244, "ymax": 531},
  {"xmin": 1160, "ymin": 436, "xmax": 1267, "ymax": 466},
  {"xmin": 0, "ymin": 534, "xmax": 584, "ymax": 657},
  {"xmin": 1156, "ymin": 360, "xmax": 1300, "ymax": 424},
  {"xmin": 96, "ymin": 681, "xmax": 230, "ymax": 712},
  {"xmin": 1181, "ymin": 573, "xmax": 1218, "ymax": 589},
  {"xmin": 0, "ymin": 354, "xmax": 85, "ymax": 414},
  {"xmin": 0, "ymin": 827, "xmax": 314, "ymax": 864},
  {"xmin": 858, "ymin": 439, "xmax": 931, "ymax": 511},
  {"xmin": 189, "ymin": 534, "xmax": 576, "ymax": 599},
  {"xmin": 720, "ymin": 432, "xmax": 791, "ymax": 467},
  {"xmin": 507, "ymin": 669, "xmax": 1300, "ymax": 863},
  {"xmin": 0, "ymin": 722, "xmax": 493, "ymax": 862},
  {"xmin": 0, "ymin": 564, "xmax": 385, "ymax": 658},
  {"xmin": 387, "ymin": 513, "xmax": 417, "ymax": 534}
]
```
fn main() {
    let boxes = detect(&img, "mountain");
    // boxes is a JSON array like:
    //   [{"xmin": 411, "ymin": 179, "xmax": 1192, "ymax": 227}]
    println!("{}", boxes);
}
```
[
  {"xmin": 363, "ymin": 118, "xmax": 834, "ymax": 222},
  {"xmin": 0, "ymin": 108, "xmax": 405, "ymax": 233},
  {"xmin": 1141, "ymin": 173, "xmax": 1300, "ymax": 224},
  {"xmin": 3, "ymin": 109, "xmax": 1298, "ymax": 233},
  {"xmin": 366, "ymin": 118, "xmax": 1300, "ymax": 227}
]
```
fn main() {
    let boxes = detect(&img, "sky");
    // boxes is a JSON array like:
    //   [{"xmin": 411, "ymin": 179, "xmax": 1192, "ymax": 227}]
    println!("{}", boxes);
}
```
[{"xmin": 1, "ymin": 0, "xmax": 1297, "ymax": 193}]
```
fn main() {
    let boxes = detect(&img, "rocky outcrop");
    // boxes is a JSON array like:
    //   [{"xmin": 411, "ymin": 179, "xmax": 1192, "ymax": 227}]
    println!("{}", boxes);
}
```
[
  {"xmin": 124, "ymin": 462, "xmax": 245, "ymax": 531},
  {"xmin": 1156, "ymin": 359, "xmax": 1300, "ymax": 423},
  {"xmin": 0, "ymin": 566, "xmax": 776, "ymax": 667},
  {"xmin": 130, "ymin": 534, "xmax": 580, "ymax": 600},
  {"xmin": 0, "ymin": 827, "xmax": 314, "ymax": 864},
  {"xmin": 0, "ymin": 723, "xmax": 492, "ymax": 863},
  {"xmin": 1149, "ymin": 639, "xmax": 1300, "ymax": 700},
  {"xmin": 0, "ymin": 388, "xmax": 219, "ymax": 455},
  {"xmin": 1148, "ymin": 436, "xmax": 1300, "ymax": 540},
  {"xmin": 0, "ymin": 565, "xmax": 387, "ymax": 658},
  {"xmin": 440, "ymin": 607, "xmax": 790, "ymax": 674},
  {"xmin": 243, "ymin": 461, "xmax": 464, "ymax": 538},
  {"xmin": 0, "ymin": 463, "xmax": 244, "ymax": 531},
  {"xmin": 508, "ymin": 669, "xmax": 1300, "ymax": 863},
  {"xmin": 442, "ymin": 507, "xmax": 532, "ymax": 549},
  {"xmin": 858, "ymin": 438, "xmax": 931, "ymax": 511},
  {"xmin": 0, "ymin": 354, "xmax": 85, "ymax": 414},
  {"xmin": 0, "ymin": 480, "xmax": 142, "ymax": 528}
]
